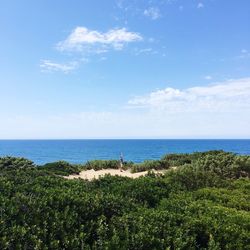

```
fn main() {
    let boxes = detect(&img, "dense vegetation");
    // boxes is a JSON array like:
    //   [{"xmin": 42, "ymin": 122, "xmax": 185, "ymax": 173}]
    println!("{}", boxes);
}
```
[{"xmin": 0, "ymin": 151, "xmax": 249, "ymax": 249}]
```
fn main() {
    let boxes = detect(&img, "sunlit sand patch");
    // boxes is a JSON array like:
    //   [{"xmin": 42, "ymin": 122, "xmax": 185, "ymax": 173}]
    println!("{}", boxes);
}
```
[{"xmin": 64, "ymin": 169, "xmax": 167, "ymax": 180}]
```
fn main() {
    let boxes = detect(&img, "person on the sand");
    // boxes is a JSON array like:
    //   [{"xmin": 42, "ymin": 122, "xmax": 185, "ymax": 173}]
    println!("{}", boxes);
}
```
[{"xmin": 119, "ymin": 153, "xmax": 124, "ymax": 172}]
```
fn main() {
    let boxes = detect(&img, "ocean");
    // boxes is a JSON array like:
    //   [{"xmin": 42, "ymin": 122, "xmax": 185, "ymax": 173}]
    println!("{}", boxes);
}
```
[{"xmin": 0, "ymin": 139, "xmax": 249, "ymax": 165}]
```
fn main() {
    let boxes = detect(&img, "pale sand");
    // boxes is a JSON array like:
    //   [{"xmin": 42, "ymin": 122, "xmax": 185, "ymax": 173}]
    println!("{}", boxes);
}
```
[{"xmin": 64, "ymin": 169, "xmax": 167, "ymax": 181}]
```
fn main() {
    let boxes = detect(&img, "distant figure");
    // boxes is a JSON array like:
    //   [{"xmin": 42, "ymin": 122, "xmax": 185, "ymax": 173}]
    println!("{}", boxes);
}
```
[{"xmin": 119, "ymin": 153, "xmax": 124, "ymax": 172}]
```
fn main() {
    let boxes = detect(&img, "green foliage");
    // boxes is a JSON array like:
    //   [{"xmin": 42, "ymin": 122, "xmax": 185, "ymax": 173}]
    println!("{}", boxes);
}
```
[
  {"xmin": 165, "ymin": 165, "xmax": 224, "ymax": 190},
  {"xmin": 0, "ymin": 156, "xmax": 35, "ymax": 171},
  {"xmin": 0, "ymin": 151, "xmax": 249, "ymax": 249},
  {"xmin": 131, "ymin": 150, "xmax": 235, "ymax": 173},
  {"xmin": 39, "ymin": 161, "xmax": 80, "ymax": 176},
  {"xmin": 193, "ymin": 152, "xmax": 250, "ymax": 179},
  {"xmin": 84, "ymin": 160, "xmax": 120, "ymax": 170},
  {"xmin": 82, "ymin": 159, "xmax": 134, "ymax": 171},
  {"xmin": 161, "ymin": 153, "xmax": 192, "ymax": 166},
  {"xmin": 131, "ymin": 160, "xmax": 170, "ymax": 173}
]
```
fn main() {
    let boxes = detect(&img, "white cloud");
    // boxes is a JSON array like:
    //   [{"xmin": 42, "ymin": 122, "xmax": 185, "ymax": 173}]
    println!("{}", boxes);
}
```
[
  {"xmin": 144, "ymin": 7, "xmax": 161, "ymax": 20},
  {"xmin": 116, "ymin": 0, "xmax": 124, "ymax": 9},
  {"xmin": 40, "ymin": 60, "xmax": 78, "ymax": 73},
  {"xmin": 238, "ymin": 49, "xmax": 250, "ymax": 59},
  {"xmin": 148, "ymin": 37, "xmax": 155, "ymax": 43},
  {"xmin": 204, "ymin": 75, "xmax": 212, "ymax": 80},
  {"xmin": 2, "ymin": 77, "xmax": 250, "ymax": 139},
  {"xmin": 128, "ymin": 78, "xmax": 250, "ymax": 113},
  {"xmin": 197, "ymin": 2, "xmax": 204, "ymax": 9},
  {"xmin": 57, "ymin": 27, "xmax": 142, "ymax": 53},
  {"xmin": 99, "ymin": 56, "xmax": 107, "ymax": 61},
  {"xmin": 2, "ymin": 103, "xmax": 250, "ymax": 139},
  {"xmin": 134, "ymin": 48, "xmax": 158, "ymax": 56}
]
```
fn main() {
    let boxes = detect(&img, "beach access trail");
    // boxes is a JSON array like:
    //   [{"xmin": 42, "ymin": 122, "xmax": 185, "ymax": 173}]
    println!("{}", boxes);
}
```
[{"xmin": 64, "ymin": 168, "xmax": 172, "ymax": 181}]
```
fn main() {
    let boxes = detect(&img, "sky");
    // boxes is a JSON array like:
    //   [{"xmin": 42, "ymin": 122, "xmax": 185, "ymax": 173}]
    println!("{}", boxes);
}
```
[{"xmin": 0, "ymin": 0, "xmax": 250, "ymax": 139}]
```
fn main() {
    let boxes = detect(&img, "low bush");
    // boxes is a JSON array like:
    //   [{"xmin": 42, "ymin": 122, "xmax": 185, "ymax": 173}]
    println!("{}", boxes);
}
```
[
  {"xmin": 39, "ymin": 161, "xmax": 80, "ymax": 175},
  {"xmin": 0, "ymin": 156, "xmax": 35, "ymax": 171}
]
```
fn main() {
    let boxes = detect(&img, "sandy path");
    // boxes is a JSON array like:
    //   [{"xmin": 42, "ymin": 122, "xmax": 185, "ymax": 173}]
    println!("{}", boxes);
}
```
[{"xmin": 64, "ymin": 169, "xmax": 166, "ymax": 180}]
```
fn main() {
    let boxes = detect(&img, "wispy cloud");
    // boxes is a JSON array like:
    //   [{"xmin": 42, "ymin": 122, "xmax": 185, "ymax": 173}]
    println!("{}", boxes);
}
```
[
  {"xmin": 179, "ymin": 5, "xmax": 184, "ymax": 11},
  {"xmin": 238, "ymin": 49, "xmax": 250, "ymax": 59},
  {"xmin": 143, "ymin": 7, "xmax": 161, "ymax": 20},
  {"xmin": 197, "ymin": 2, "xmax": 204, "ymax": 9},
  {"xmin": 57, "ymin": 27, "xmax": 143, "ymax": 53},
  {"xmin": 40, "ymin": 60, "xmax": 78, "ymax": 73},
  {"xmin": 40, "ymin": 26, "xmax": 143, "ymax": 73},
  {"xmin": 133, "ymin": 48, "xmax": 158, "ymax": 56},
  {"xmin": 128, "ymin": 78, "xmax": 250, "ymax": 113},
  {"xmin": 116, "ymin": 0, "xmax": 124, "ymax": 9},
  {"xmin": 4, "ymin": 77, "xmax": 250, "ymax": 138},
  {"xmin": 3, "ymin": 77, "xmax": 250, "ymax": 138},
  {"xmin": 204, "ymin": 75, "xmax": 212, "ymax": 80}
]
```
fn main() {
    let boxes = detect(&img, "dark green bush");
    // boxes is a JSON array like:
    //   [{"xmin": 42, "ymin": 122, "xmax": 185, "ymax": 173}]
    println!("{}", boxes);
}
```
[
  {"xmin": 0, "ymin": 156, "xmax": 35, "ymax": 170},
  {"xmin": 84, "ymin": 160, "xmax": 120, "ymax": 170},
  {"xmin": 39, "ymin": 161, "xmax": 80, "ymax": 176},
  {"xmin": 161, "ymin": 153, "xmax": 192, "ymax": 166},
  {"xmin": 131, "ymin": 160, "xmax": 170, "ymax": 173},
  {"xmin": 0, "ymin": 151, "xmax": 249, "ymax": 249}
]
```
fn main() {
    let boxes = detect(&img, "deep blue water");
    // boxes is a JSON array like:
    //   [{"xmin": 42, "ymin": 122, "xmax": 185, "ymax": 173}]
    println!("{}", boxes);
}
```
[{"xmin": 0, "ymin": 139, "xmax": 249, "ymax": 165}]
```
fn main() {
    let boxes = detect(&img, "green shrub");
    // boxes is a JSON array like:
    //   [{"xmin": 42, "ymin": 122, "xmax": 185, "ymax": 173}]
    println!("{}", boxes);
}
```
[
  {"xmin": 161, "ymin": 153, "xmax": 192, "ymax": 166},
  {"xmin": 0, "ymin": 151, "xmax": 249, "ymax": 249},
  {"xmin": 84, "ymin": 160, "xmax": 120, "ymax": 170},
  {"xmin": 194, "ymin": 153, "xmax": 249, "ymax": 179},
  {"xmin": 131, "ymin": 160, "xmax": 170, "ymax": 173},
  {"xmin": 39, "ymin": 161, "xmax": 80, "ymax": 175},
  {"xmin": 0, "ymin": 156, "xmax": 35, "ymax": 171}
]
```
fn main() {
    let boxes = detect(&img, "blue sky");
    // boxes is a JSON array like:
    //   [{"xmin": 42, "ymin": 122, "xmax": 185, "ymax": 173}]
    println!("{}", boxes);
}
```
[{"xmin": 0, "ymin": 0, "xmax": 250, "ymax": 139}]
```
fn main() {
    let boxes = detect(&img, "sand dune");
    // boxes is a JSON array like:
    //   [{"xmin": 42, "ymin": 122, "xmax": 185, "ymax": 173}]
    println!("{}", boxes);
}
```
[{"xmin": 65, "ymin": 169, "xmax": 167, "ymax": 180}]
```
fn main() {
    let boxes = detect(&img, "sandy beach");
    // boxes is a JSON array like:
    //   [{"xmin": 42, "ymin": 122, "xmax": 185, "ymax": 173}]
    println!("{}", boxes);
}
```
[{"xmin": 65, "ymin": 169, "xmax": 167, "ymax": 180}]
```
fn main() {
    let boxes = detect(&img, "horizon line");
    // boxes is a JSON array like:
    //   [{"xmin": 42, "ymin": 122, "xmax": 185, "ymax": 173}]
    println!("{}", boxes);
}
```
[{"xmin": 0, "ymin": 138, "xmax": 250, "ymax": 140}]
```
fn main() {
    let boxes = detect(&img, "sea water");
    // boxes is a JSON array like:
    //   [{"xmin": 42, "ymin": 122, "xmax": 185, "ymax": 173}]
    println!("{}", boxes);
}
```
[{"xmin": 0, "ymin": 139, "xmax": 249, "ymax": 165}]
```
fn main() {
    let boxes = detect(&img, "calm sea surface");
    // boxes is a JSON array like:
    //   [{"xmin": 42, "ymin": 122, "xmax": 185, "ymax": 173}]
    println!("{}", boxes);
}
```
[{"xmin": 0, "ymin": 139, "xmax": 249, "ymax": 165}]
